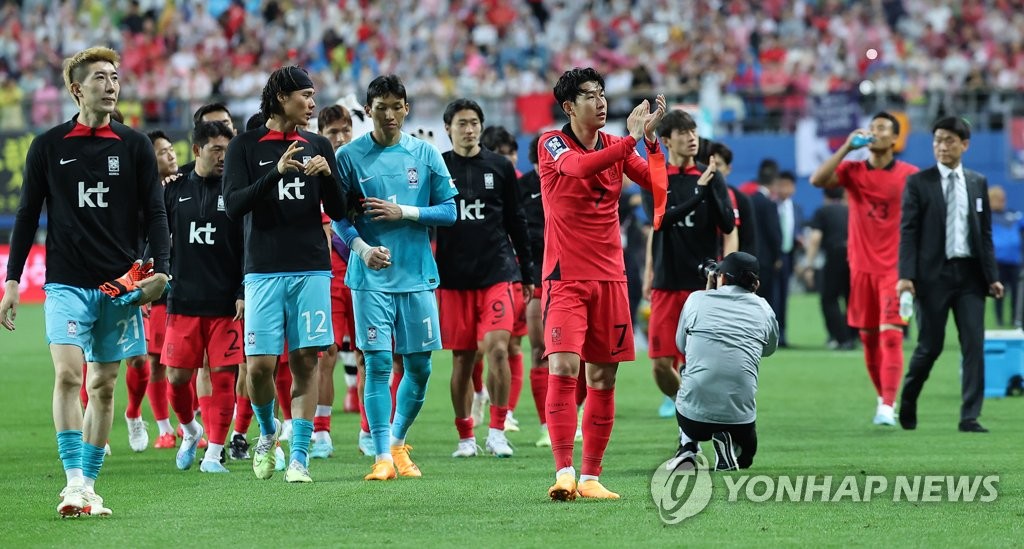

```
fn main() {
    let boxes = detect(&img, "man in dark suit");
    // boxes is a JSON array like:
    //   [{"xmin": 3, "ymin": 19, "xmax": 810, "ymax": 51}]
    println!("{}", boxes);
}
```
[
  {"xmin": 773, "ymin": 171, "xmax": 802, "ymax": 347},
  {"xmin": 897, "ymin": 117, "xmax": 1004, "ymax": 433},
  {"xmin": 748, "ymin": 160, "xmax": 782, "ymax": 317}
]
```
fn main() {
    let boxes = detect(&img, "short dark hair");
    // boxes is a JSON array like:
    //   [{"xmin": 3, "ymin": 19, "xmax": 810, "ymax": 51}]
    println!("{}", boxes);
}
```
[
  {"xmin": 193, "ymin": 103, "xmax": 232, "ymax": 127},
  {"xmin": 259, "ymin": 66, "xmax": 312, "ymax": 120},
  {"xmin": 366, "ymin": 74, "xmax": 407, "ymax": 106},
  {"xmin": 245, "ymin": 112, "xmax": 266, "ymax": 131},
  {"xmin": 192, "ymin": 121, "xmax": 234, "ymax": 149},
  {"xmin": 553, "ymin": 67, "xmax": 605, "ymax": 112},
  {"xmin": 528, "ymin": 134, "xmax": 540, "ymax": 165},
  {"xmin": 443, "ymin": 98, "xmax": 485, "ymax": 126},
  {"xmin": 708, "ymin": 141, "xmax": 733, "ymax": 166},
  {"xmin": 932, "ymin": 116, "xmax": 971, "ymax": 141},
  {"xmin": 871, "ymin": 111, "xmax": 900, "ymax": 136},
  {"xmin": 481, "ymin": 126, "xmax": 517, "ymax": 153},
  {"xmin": 777, "ymin": 170, "xmax": 796, "ymax": 183},
  {"xmin": 147, "ymin": 130, "xmax": 171, "ymax": 145},
  {"xmin": 657, "ymin": 109, "xmax": 697, "ymax": 138},
  {"xmin": 757, "ymin": 158, "xmax": 779, "ymax": 186},
  {"xmin": 317, "ymin": 104, "xmax": 351, "ymax": 131}
]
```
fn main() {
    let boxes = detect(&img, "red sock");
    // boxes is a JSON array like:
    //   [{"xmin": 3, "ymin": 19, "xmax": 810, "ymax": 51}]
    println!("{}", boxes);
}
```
[
  {"xmin": 489, "ymin": 404, "xmax": 509, "ymax": 429},
  {"xmin": 574, "ymin": 367, "xmax": 588, "ymax": 407},
  {"xmin": 859, "ymin": 330, "xmax": 882, "ymax": 397},
  {"xmin": 545, "ymin": 374, "xmax": 578, "ymax": 471},
  {"xmin": 170, "ymin": 380, "xmax": 195, "ymax": 425},
  {"xmin": 275, "ymin": 366, "xmax": 293, "ymax": 420},
  {"xmin": 234, "ymin": 396, "xmax": 253, "ymax": 434},
  {"xmin": 389, "ymin": 367, "xmax": 403, "ymax": 422},
  {"xmin": 455, "ymin": 416, "xmax": 474, "ymax": 439},
  {"xmin": 198, "ymin": 395, "xmax": 212, "ymax": 434},
  {"xmin": 879, "ymin": 330, "xmax": 904, "ymax": 406},
  {"xmin": 471, "ymin": 359, "xmax": 484, "ymax": 394},
  {"xmin": 358, "ymin": 369, "xmax": 369, "ymax": 433},
  {"xmin": 581, "ymin": 386, "xmax": 615, "ymax": 478},
  {"xmin": 148, "ymin": 377, "xmax": 170, "ymax": 421},
  {"xmin": 529, "ymin": 367, "xmax": 548, "ymax": 426},
  {"xmin": 206, "ymin": 369, "xmax": 235, "ymax": 445},
  {"xmin": 190, "ymin": 374, "xmax": 199, "ymax": 413},
  {"xmin": 125, "ymin": 360, "xmax": 150, "ymax": 418},
  {"xmin": 313, "ymin": 415, "xmax": 330, "ymax": 433},
  {"xmin": 508, "ymin": 352, "xmax": 524, "ymax": 411},
  {"xmin": 80, "ymin": 363, "xmax": 88, "ymax": 409}
]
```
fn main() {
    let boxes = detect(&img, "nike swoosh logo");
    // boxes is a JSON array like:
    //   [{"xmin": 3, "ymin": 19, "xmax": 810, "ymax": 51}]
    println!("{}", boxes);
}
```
[
  {"xmin": 60, "ymin": 158, "xmax": 77, "ymax": 165},
  {"xmin": 178, "ymin": 197, "xmax": 192, "ymax": 202},
  {"xmin": 531, "ymin": 193, "xmax": 541, "ymax": 199},
  {"xmin": 422, "ymin": 338, "xmax": 438, "ymax": 347},
  {"xmin": 610, "ymin": 349, "xmax": 624, "ymax": 356},
  {"xmin": 359, "ymin": 176, "xmax": 374, "ymax": 183},
  {"xmin": 259, "ymin": 160, "xmax": 274, "ymax": 166}
]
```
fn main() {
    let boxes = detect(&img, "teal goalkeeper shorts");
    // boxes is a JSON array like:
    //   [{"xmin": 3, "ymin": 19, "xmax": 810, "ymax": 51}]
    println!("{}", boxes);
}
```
[
  {"xmin": 43, "ymin": 283, "xmax": 146, "ymax": 363},
  {"xmin": 351, "ymin": 289, "xmax": 442, "ymax": 354},
  {"xmin": 244, "ymin": 273, "xmax": 332, "ymax": 355}
]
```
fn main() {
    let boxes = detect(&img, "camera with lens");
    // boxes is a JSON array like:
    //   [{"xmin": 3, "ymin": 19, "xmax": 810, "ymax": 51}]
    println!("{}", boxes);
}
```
[{"xmin": 697, "ymin": 259, "xmax": 719, "ymax": 280}]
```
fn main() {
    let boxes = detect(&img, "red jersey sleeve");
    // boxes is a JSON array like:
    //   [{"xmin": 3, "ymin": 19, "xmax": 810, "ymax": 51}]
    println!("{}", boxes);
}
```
[
  {"xmin": 543, "ymin": 132, "xmax": 637, "ymax": 179},
  {"xmin": 835, "ymin": 160, "xmax": 857, "ymax": 189}
]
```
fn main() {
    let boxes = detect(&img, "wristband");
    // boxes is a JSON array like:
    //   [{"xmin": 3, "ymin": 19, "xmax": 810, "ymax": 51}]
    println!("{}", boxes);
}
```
[
  {"xmin": 398, "ymin": 204, "xmax": 420, "ymax": 221},
  {"xmin": 351, "ymin": 237, "xmax": 373, "ymax": 262}
]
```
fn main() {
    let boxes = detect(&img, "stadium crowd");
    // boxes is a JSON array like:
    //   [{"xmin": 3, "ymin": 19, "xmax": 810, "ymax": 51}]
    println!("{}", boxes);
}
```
[{"xmin": 4, "ymin": 0, "xmax": 1024, "ymax": 131}]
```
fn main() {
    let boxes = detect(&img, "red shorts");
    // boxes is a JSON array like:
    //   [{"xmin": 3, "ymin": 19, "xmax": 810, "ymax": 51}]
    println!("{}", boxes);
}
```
[
  {"xmin": 649, "ymin": 289, "xmax": 694, "ymax": 360},
  {"xmin": 533, "ymin": 286, "xmax": 542, "ymax": 299},
  {"xmin": 331, "ymin": 281, "xmax": 356, "ymax": 351},
  {"xmin": 438, "ymin": 282, "xmax": 517, "ymax": 350},
  {"xmin": 512, "ymin": 282, "xmax": 528, "ymax": 337},
  {"xmin": 848, "ymin": 270, "xmax": 904, "ymax": 329},
  {"xmin": 145, "ymin": 303, "xmax": 168, "ymax": 356},
  {"xmin": 162, "ymin": 314, "xmax": 244, "ymax": 369},
  {"xmin": 542, "ymin": 280, "xmax": 634, "ymax": 363}
]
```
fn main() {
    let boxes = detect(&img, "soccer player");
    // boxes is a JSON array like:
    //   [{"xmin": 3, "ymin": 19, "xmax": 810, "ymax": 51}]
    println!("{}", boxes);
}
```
[
  {"xmin": 810, "ymin": 112, "xmax": 919, "ymax": 425},
  {"xmin": 480, "ymin": 124, "xmax": 530, "ymax": 433},
  {"xmin": 436, "ymin": 99, "xmax": 533, "ymax": 458},
  {"xmin": 310, "ymin": 104, "xmax": 359, "ymax": 460},
  {"xmin": 333, "ymin": 74, "xmax": 458, "ymax": 481},
  {"xmin": 517, "ymin": 135, "xmax": 551, "ymax": 447},
  {"xmin": 0, "ymin": 46, "xmax": 170, "ymax": 516},
  {"xmin": 706, "ymin": 141, "xmax": 756, "ymax": 256},
  {"xmin": 162, "ymin": 121, "xmax": 244, "ymax": 474},
  {"xmin": 539, "ymin": 67, "xmax": 665, "ymax": 500},
  {"xmin": 642, "ymin": 111, "xmax": 735, "ymax": 419},
  {"xmin": 178, "ymin": 103, "xmax": 237, "ymax": 175},
  {"xmin": 223, "ymin": 65, "xmax": 347, "ymax": 483}
]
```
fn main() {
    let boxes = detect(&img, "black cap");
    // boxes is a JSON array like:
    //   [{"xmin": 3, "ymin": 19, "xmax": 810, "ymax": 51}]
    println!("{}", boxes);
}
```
[{"xmin": 718, "ymin": 252, "xmax": 759, "ymax": 280}]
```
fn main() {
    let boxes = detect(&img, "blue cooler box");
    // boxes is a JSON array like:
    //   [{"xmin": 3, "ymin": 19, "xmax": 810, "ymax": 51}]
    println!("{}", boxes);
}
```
[{"xmin": 983, "ymin": 330, "xmax": 1024, "ymax": 398}]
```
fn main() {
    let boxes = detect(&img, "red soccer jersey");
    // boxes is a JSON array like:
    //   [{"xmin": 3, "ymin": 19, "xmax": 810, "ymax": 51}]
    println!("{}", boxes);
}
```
[
  {"xmin": 538, "ymin": 124, "xmax": 655, "ymax": 281},
  {"xmin": 835, "ymin": 159, "xmax": 919, "ymax": 274}
]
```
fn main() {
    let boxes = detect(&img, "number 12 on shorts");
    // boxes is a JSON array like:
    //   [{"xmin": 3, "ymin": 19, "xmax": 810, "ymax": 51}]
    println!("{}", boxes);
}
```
[{"xmin": 301, "ymin": 310, "xmax": 328, "ymax": 340}]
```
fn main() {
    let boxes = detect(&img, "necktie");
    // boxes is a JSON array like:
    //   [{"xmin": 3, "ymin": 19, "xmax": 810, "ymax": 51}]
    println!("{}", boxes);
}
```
[{"xmin": 945, "ymin": 171, "xmax": 958, "ymax": 258}]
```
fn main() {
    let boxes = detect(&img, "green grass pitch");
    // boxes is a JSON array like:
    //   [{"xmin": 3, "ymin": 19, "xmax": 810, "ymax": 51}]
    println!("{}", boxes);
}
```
[{"xmin": 0, "ymin": 295, "xmax": 1021, "ymax": 547}]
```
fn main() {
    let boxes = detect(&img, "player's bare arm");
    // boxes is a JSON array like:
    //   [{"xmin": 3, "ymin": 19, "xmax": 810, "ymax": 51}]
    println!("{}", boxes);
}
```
[{"xmin": 810, "ymin": 128, "xmax": 868, "ymax": 188}]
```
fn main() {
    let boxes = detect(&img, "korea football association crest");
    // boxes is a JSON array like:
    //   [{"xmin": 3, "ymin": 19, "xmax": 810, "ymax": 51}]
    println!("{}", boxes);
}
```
[
  {"xmin": 367, "ymin": 326, "xmax": 378, "ymax": 344},
  {"xmin": 217, "ymin": 195, "xmax": 226, "ymax": 211},
  {"xmin": 107, "ymin": 156, "xmax": 120, "ymax": 175},
  {"xmin": 67, "ymin": 320, "xmax": 78, "ymax": 338},
  {"xmin": 407, "ymin": 167, "xmax": 419, "ymax": 188},
  {"xmin": 247, "ymin": 332, "xmax": 256, "ymax": 346},
  {"xmin": 484, "ymin": 173, "xmax": 494, "ymax": 190},
  {"xmin": 302, "ymin": 156, "xmax": 312, "ymax": 166}
]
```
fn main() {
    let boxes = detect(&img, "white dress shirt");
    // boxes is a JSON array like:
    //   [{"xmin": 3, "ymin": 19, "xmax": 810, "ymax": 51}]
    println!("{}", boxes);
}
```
[{"xmin": 937, "ymin": 163, "xmax": 971, "ymax": 258}]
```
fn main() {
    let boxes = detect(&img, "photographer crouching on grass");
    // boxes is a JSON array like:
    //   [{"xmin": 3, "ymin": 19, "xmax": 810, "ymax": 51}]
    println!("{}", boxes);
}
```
[{"xmin": 671, "ymin": 252, "xmax": 778, "ymax": 471}]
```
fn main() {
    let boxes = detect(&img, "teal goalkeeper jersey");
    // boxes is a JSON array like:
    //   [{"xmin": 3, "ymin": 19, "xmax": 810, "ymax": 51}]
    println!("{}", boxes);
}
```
[{"xmin": 335, "ymin": 132, "xmax": 458, "ymax": 293}]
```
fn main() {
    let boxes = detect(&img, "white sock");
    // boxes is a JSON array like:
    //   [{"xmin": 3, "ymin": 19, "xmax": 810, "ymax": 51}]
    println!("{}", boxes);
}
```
[
  {"xmin": 344, "ymin": 373, "xmax": 357, "ymax": 386},
  {"xmin": 283, "ymin": 419, "xmax": 292, "ymax": 430},
  {"xmin": 679, "ymin": 427, "xmax": 694, "ymax": 446},
  {"xmin": 389, "ymin": 435, "xmax": 405, "ymax": 448},
  {"xmin": 315, "ymin": 405, "xmax": 331, "ymax": 417},
  {"xmin": 231, "ymin": 430, "xmax": 243, "ymax": 439},
  {"xmin": 314, "ymin": 431, "xmax": 331, "ymax": 444},
  {"xmin": 539, "ymin": 423, "xmax": 548, "ymax": 433},
  {"xmin": 459, "ymin": 437, "xmax": 474, "ymax": 443},
  {"xmin": 65, "ymin": 468, "xmax": 84, "ymax": 484},
  {"xmin": 83, "ymin": 477, "xmax": 96, "ymax": 490},
  {"xmin": 376, "ymin": 454, "xmax": 393, "ymax": 463},
  {"xmin": 156, "ymin": 419, "xmax": 173, "ymax": 435},
  {"xmin": 360, "ymin": 429, "xmax": 370, "ymax": 437},
  {"xmin": 579, "ymin": 474, "xmax": 599, "ymax": 483},
  {"xmin": 488, "ymin": 428, "xmax": 504, "ymax": 439},
  {"xmin": 204, "ymin": 443, "xmax": 224, "ymax": 463},
  {"xmin": 556, "ymin": 466, "xmax": 576, "ymax": 480},
  {"xmin": 182, "ymin": 419, "xmax": 202, "ymax": 438}
]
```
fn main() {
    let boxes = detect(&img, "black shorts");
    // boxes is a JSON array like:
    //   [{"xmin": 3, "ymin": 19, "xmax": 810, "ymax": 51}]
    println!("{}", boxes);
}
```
[{"xmin": 678, "ymin": 414, "xmax": 758, "ymax": 469}]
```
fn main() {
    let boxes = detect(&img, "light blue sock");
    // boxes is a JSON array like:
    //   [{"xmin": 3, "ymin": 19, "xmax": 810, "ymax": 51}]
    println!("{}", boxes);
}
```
[
  {"xmin": 363, "ymin": 350, "xmax": 394, "ymax": 456},
  {"xmin": 289, "ymin": 419, "xmax": 313, "ymax": 465},
  {"xmin": 56, "ymin": 430, "xmax": 83, "ymax": 472},
  {"xmin": 252, "ymin": 400, "xmax": 277, "ymax": 437},
  {"xmin": 391, "ymin": 352, "xmax": 432, "ymax": 442},
  {"xmin": 81, "ymin": 442, "xmax": 105, "ymax": 481}
]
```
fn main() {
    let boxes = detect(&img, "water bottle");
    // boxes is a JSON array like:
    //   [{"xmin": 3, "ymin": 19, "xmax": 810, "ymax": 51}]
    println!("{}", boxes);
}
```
[
  {"xmin": 899, "ymin": 290, "xmax": 914, "ymax": 322},
  {"xmin": 851, "ymin": 134, "xmax": 875, "ymax": 149}
]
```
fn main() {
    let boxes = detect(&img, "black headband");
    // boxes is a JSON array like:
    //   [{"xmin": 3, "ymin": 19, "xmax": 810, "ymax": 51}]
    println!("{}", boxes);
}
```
[{"xmin": 281, "ymin": 66, "xmax": 314, "ymax": 93}]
